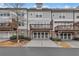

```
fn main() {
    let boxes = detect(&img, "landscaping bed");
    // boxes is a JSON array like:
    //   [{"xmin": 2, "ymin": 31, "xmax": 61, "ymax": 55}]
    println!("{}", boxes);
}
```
[
  {"xmin": 49, "ymin": 37, "xmax": 71, "ymax": 48},
  {"xmin": 0, "ymin": 35, "xmax": 31, "ymax": 47}
]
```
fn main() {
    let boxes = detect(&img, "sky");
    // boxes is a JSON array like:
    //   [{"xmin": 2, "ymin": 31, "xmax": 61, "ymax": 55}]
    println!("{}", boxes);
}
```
[{"xmin": 0, "ymin": 3, "xmax": 79, "ymax": 8}]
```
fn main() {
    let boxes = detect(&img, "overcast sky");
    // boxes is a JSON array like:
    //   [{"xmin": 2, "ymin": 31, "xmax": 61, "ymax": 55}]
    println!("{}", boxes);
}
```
[{"xmin": 0, "ymin": 3, "xmax": 79, "ymax": 8}]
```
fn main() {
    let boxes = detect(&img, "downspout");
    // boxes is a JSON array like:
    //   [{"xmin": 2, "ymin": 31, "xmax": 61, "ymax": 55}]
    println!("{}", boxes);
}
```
[
  {"xmin": 73, "ymin": 9, "xmax": 75, "ymax": 38},
  {"xmin": 27, "ymin": 9, "xmax": 28, "ymax": 37}
]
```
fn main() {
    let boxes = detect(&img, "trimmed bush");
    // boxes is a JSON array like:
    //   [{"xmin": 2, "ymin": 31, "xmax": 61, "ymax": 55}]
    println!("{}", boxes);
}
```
[
  {"xmin": 50, "ymin": 37, "xmax": 61, "ymax": 41},
  {"xmin": 10, "ymin": 35, "xmax": 31, "ymax": 41},
  {"xmin": 10, "ymin": 35, "xmax": 17, "ymax": 40},
  {"xmin": 72, "ymin": 37, "xmax": 79, "ymax": 41}
]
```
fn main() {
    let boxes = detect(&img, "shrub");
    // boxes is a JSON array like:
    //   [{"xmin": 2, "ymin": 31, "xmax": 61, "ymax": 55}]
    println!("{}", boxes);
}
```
[
  {"xmin": 72, "ymin": 37, "xmax": 79, "ymax": 41},
  {"xmin": 53, "ymin": 38, "xmax": 61, "ymax": 41},
  {"xmin": 10, "ymin": 35, "xmax": 31, "ymax": 41},
  {"xmin": 10, "ymin": 35, "xmax": 17, "ymax": 40},
  {"xmin": 49, "ymin": 37, "xmax": 53, "ymax": 40},
  {"xmin": 49, "ymin": 37, "xmax": 61, "ymax": 41}
]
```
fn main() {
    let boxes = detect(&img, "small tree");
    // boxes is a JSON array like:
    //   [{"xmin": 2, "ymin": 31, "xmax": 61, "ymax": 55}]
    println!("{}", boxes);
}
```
[{"xmin": 4, "ymin": 3, "xmax": 25, "ymax": 46}]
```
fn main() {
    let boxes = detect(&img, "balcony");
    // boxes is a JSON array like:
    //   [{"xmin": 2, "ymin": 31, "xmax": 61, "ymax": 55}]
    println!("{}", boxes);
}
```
[
  {"xmin": 0, "ymin": 19, "xmax": 17, "ymax": 31},
  {"xmin": 30, "ymin": 24, "xmax": 52, "ymax": 30},
  {"xmin": 55, "ymin": 25, "xmax": 73, "ymax": 31}
]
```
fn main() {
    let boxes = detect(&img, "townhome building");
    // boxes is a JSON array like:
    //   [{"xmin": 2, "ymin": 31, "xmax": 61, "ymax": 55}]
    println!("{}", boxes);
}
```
[{"xmin": 0, "ymin": 4, "xmax": 79, "ymax": 40}]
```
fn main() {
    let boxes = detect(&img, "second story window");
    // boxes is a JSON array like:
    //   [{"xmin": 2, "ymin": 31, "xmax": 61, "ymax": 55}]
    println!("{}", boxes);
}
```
[
  {"xmin": 59, "ymin": 16, "xmax": 61, "ymax": 18},
  {"xmin": 0, "ymin": 14, "xmax": 3, "ymax": 16},
  {"xmin": 0, "ymin": 13, "xmax": 10, "ymax": 16},
  {"xmin": 39, "ymin": 15, "xmax": 42, "ymax": 17},
  {"xmin": 36, "ymin": 14, "xmax": 42, "ymax": 18},
  {"xmin": 7, "ymin": 13, "xmax": 10, "ymax": 16},
  {"xmin": 59, "ymin": 16, "xmax": 65, "ymax": 19},
  {"xmin": 77, "ymin": 16, "xmax": 79, "ymax": 18},
  {"xmin": 18, "ymin": 22, "xmax": 24, "ymax": 26},
  {"xmin": 36, "ymin": 15, "xmax": 39, "ymax": 17},
  {"xmin": 63, "ymin": 16, "xmax": 65, "ymax": 18},
  {"xmin": 18, "ymin": 13, "xmax": 24, "ymax": 16}
]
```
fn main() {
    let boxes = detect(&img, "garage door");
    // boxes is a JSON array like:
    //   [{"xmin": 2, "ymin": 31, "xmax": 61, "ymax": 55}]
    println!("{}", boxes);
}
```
[{"xmin": 32, "ymin": 32, "xmax": 49, "ymax": 40}]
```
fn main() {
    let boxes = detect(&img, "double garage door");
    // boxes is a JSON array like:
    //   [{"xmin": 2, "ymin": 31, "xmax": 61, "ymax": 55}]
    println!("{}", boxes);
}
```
[{"xmin": 32, "ymin": 32, "xmax": 50, "ymax": 40}]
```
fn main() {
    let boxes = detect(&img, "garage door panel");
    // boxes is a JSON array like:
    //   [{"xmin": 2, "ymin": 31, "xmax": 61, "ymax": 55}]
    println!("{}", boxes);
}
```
[{"xmin": 32, "ymin": 32, "xmax": 49, "ymax": 40}]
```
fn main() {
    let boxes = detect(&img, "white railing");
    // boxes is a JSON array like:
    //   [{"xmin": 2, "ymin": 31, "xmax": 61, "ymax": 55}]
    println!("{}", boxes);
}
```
[
  {"xmin": 30, "ymin": 24, "xmax": 52, "ymax": 30},
  {"xmin": 55, "ymin": 25, "xmax": 73, "ymax": 30}
]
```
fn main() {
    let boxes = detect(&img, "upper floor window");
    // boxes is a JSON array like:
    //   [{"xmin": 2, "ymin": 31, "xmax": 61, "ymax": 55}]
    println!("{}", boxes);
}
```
[
  {"xmin": 59, "ymin": 16, "xmax": 61, "ymax": 18},
  {"xmin": 36, "ymin": 14, "xmax": 42, "ymax": 18},
  {"xmin": 59, "ymin": 16, "xmax": 65, "ymax": 19},
  {"xmin": 39, "ymin": 15, "xmax": 42, "ymax": 17},
  {"xmin": 0, "ymin": 13, "xmax": 10, "ymax": 16},
  {"xmin": 77, "ymin": 16, "xmax": 79, "ymax": 18},
  {"xmin": 36, "ymin": 15, "xmax": 39, "ymax": 17},
  {"xmin": 18, "ymin": 22, "xmax": 24, "ymax": 26},
  {"xmin": 63, "ymin": 16, "xmax": 65, "ymax": 18},
  {"xmin": 0, "ymin": 14, "xmax": 3, "ymax": 16},
  {"xmin": 17, "ymin": 13, "xmax": 24, "ymax": 16},
  {"xmin": 7, "ymin": 13, "xmax": 10, "ymax": 16}
]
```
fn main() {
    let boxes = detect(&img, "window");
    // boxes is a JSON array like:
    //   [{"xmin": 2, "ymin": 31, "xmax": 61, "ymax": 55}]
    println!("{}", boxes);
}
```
[
  {"xmin": 38, "ymin": 33, "xmax": 40, "ymax": 38},
  {"xmin": 34, "ymin": 32, "xmax": 37, "ymax": 38},
  {"xmin": 18, "ymin": 13, "xmax": 24, "ymax": 16},
  {"xmin": 45, "ymin": 32, "xmax": 48, "ymax": 38},
  {"xmin": 36, "ymin": 14, "xmax": 42, "ymax": 18},
  {"xmin": 41, "ymin": 33, "xmax": 44, "ymax": 38},
  {"xmin": 52, "ymin": 14, "xmax": 54, "ymax": 16},
  {"xmin": 4, "ymin": 14, "xmax": 6, "ymax": 16},
  {"xmin": 68, "ymin": 33, "xmax": 71, "ymax": 39},
  {"xmin": 0, "ymin": 14, "xmax": 3, "ymax": 16},
  {"xmin": 0, "ymin": 13, "xmax": 10, "ymax": 16},
  {"xmin": 60, "ymin": 33, "xmax": 63, "ymax": 39},
  {"xmin": 18, "ymin": 22, "xmax": 24, "ymax": 26},
  {"xmin": 7, "ymin": 13, "xmax": 10, "ymax": 16},
  {"xmin": 59, "ymin": 16, "xmax": 61, "ymax": 18},
  {"xmin": 36, "ymin": 15, "xmax": 39, "ymax": 17},
  {"xmin": 59, "ymin": 16, "xmax": 65, "ymax": 19},
  {"xmin": 64, "ymin": 33, "xmax": 67, "ymax": 39},
  {"xmin": 63, "ymin": 16, "xmax": 65, "ymax": 18},
  {"xmin": 39, "ymin": 15, "xmax": 42, "ymax": 17},
  {"xmin": 77, "ymin": 16, "xmax": 79, "ymax": 18},
  {"xmin": 30, "ymin": 13, "xmax": 32, "ymax": 15}
]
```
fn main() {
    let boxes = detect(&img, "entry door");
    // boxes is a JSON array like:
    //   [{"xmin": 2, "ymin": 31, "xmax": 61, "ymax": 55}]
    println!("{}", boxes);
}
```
[{"xmin": 32, "ymin": 32, "xmax": 49, "ymax": 40}]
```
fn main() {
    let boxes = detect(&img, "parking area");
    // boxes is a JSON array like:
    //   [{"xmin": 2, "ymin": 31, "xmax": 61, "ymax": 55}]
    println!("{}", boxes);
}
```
[{"xmin": 24, "ymin": 40, "xmax": 60, "ymax": 47}]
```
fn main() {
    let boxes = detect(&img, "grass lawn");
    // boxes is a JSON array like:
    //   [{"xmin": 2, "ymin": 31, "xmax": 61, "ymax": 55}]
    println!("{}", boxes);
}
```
[{"xmin": 0, "ymin": 40, "xmax": 30, "ymax": 47}]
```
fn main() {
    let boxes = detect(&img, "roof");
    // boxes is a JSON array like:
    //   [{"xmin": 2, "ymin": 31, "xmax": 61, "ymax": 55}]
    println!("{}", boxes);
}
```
[{"xmin": 0, "ymin": 8, "xmax": 79, "ymax": 12}]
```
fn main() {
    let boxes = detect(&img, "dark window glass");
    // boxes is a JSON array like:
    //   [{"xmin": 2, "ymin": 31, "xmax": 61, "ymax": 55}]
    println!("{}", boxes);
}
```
[
  {"xmin": 36, "ymin": 15, "xmax": 38, "ymax": 17},
  {"xmin": 0, "ymin": 14, "xmax": 3, "ymax": 16},
  {"xmin": 63, "ymin": 16, "xmax": 65, "ymax": 18},
  {"xmin": 4, "ymin": 14, "xmax": 6, "ymax": 16},
  {"xmin": 59, "ymin": 16, "xmax": 61, "ymax": 18},
  {"xmin": 7, "ymin": 13, "xmax": 10, "ymax": 16},
  {"xmin": 39, "ymin": 15, "xmax": 42, "ymax": 17},
  {"xmin": 77, "ymin": 16, "xmax": 79, "ymax": 18}
]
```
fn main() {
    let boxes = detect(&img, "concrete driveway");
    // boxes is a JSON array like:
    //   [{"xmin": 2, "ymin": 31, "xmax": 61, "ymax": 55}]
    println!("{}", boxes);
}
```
[
  {"xmin": 65, "ymin": 41, "xmax": 79, "ymax": 48},
  {"xmin": 24, "ymin": 39, "xmax": 60, "ymax": 47}
]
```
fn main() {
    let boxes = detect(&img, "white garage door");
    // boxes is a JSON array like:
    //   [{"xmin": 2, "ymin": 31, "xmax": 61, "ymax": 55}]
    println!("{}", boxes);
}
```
[{"xmin": 32, "ymin": 32, "xmax": 49, "ymax": 40}]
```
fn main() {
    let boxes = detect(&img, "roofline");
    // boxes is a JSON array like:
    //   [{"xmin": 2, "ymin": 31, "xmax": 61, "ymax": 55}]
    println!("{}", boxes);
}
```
[{"xmin": 0, "ymin": 8, "xmax": 79, "ymax": 11}]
